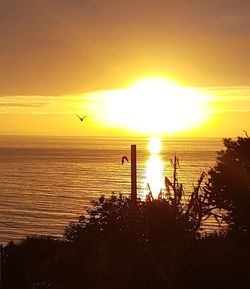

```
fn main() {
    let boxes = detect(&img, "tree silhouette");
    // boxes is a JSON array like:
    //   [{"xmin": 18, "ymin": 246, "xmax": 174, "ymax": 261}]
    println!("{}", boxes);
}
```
[
  {"xmin": 65, "ymin": 156, "xmax": 209, "ymax": 243},
  {"xmin": 64, "ymin": 156, "xmax": 212, "ymax": 289},
  {"xmin": 205, "ymin": 135, "xmax": 250, "ymax": 234}
]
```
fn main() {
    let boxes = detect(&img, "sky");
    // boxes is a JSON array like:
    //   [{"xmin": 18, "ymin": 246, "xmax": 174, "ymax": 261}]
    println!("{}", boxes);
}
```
[{"xmin": 0, "ymin": 0, "xmax": 250, "ymax": 137}]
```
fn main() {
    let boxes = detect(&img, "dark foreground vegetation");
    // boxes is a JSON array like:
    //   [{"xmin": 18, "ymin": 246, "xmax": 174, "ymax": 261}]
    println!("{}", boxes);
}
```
[{"xmin": 3, "ymin": 136, "xmax": 250, "ymax": 289}]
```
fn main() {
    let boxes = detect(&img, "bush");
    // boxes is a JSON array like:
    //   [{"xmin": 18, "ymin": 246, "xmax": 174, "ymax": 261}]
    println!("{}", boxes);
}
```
[
  {"xmin": 63, "ymin": 156, "xmax": 212, "ymax": 289},
  {"xmin": 65, "ymin": 156, "xmax": 210, "ymax": 243},
  {"xmin": 3, "ymin": 236, "xmax": 65, "ymax": 289},
  {"xmin": 205, "ymin": 135, "xmax": 250, "ymax": 234}
]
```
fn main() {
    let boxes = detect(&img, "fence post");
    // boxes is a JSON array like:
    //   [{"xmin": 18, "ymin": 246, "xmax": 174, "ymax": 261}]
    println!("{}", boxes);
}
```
[{"xmin": 131, "ymin": 144, "xmax": 137, "ymax": 204}]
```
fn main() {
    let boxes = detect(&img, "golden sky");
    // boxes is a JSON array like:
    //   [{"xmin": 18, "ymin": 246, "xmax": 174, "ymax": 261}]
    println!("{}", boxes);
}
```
[{"xmin": 0, "ymin": 0, "xmax": 250, "ymax": 137}]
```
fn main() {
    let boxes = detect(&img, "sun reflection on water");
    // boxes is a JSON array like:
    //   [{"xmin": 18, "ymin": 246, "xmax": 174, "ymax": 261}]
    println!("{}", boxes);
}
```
[{"xmin": 145, "ymin": 138, "xmax": 165, "ymax": 199}]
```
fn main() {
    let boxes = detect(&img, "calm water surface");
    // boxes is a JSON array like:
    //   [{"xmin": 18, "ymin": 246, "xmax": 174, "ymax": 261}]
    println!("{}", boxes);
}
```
[{"xmin": 0, "ymin": 136, "xmax": 222, "ymax": 243}]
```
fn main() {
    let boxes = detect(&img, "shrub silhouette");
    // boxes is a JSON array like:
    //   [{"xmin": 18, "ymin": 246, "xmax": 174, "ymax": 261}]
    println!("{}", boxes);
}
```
[
  {"xmin": 64, "ymin": 156, "xmax": 212, "ymax": 289},
  {"xmin": 205, "ymin": 135, "xmax": 250, "ymax": 234},
  {"xmin": 3, "ymin": 236, "xmax": 65, "ymax": 289},
  {"xmin": 4, "ymin": 150, "xmax": 250, "ymax": 289},
  {"xmin": 65, "ymin": 155, "xmax": 210, "ymax": 243}
]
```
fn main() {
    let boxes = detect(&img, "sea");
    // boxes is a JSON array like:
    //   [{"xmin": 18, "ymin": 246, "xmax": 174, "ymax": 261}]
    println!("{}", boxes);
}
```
[{"xmin": 0, "ymin": 136, "xmax": 223, "ymax": 244}]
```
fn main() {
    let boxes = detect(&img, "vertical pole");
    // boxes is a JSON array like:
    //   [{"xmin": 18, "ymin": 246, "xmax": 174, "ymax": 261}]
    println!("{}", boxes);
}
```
[{"xmin": 131, "ymin": 144, "xmax": 137, "ymax": 204}]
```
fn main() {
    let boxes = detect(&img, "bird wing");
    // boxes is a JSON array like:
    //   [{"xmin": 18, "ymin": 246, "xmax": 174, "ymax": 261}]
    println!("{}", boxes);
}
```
[
  {"xmin": 243, "ymin": 130, "xmax": 249, "ymax": 137},
  {"xmin": 76, "ymin": 114, "xmax": 87, "ymax": 121},
  {"xmin": 122, "ymin": 156, "xmax": 129, "ymax": 164}
]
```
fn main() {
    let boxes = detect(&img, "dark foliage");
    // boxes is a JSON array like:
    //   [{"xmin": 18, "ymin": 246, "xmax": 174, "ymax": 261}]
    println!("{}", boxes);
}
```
[
  {"xmin": 3, "ymin": 235, "xmax": 102, "ymax": 289},
  {"xmin": 4, "ymin": 146, "xmax": 250, "ymax": 289},
  {"xmin": 4, "ymin": 228, "xmax": 250, "ymax": 289},
  {"xmin": 64, "ymin": 194, "xmax": 146, "ymax": 243},
  {"xmin": 205, "ymin": 136, "xmax": 250, "ymax": 234},
  {"xmin": 64, "ymin": 156, "xmax": 211, "ymax": 246},
  {"xmin": 3, "ymin": 155, "xmax": 212, "ymax": 289},
  {"xmin": 62, "ymin": 178, "xmax": 210, "ymax": 289},
  {"xmin": 178, "ymin": 233, "xmax": 250, "ymax": 289},
  {"xmin": 3, "ymin": 236, "xmax": 66, "ymax": 289}
]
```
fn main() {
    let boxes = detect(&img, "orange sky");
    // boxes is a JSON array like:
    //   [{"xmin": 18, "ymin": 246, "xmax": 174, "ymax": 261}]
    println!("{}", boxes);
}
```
[{"xmin": 0, "ymin": 0, "xmax": 249, "ymax": 137}]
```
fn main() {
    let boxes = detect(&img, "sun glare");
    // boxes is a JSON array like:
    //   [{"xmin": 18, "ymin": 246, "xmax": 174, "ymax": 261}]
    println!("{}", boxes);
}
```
[
  {"xmin": 148, "ymin": 137, "xmax": 162, "ymax": 154},
  {"xmin": 102, "ymin": 77, "xmax": 211, "ymax": 135},
  {"xmin": 146, "ymin": 137, "xmax": 164, "ymax": 198}
]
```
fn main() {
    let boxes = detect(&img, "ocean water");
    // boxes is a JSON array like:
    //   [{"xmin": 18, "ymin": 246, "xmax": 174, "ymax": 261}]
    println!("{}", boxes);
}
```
[{"xmin": 0, "ymin": 136, "xmax": 222, "ymax": 244}]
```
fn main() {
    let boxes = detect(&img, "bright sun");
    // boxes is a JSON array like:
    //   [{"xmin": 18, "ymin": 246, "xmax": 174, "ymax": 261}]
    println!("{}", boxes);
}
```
[{"xmin": 100, "ymin": 77, "xmax": 211, "ymax": 134}]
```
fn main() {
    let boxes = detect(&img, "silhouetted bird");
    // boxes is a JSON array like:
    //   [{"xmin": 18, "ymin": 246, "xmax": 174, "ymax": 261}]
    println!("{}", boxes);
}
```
[
  {"xmin": 243, "ymin": 130, "xmax": 249, "ymax": 137},
  {"xmin": 76, "ymin": 114, "xmax": 87, "ymax": 122},
  {"xmin": 122, "ymin": 156, "xmax": 129, "ymax": 165}
]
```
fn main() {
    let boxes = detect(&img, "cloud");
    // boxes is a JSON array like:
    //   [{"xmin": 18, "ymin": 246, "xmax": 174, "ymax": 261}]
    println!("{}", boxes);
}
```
[
  {"xmin": 204, "ymin": 86, "xmax": 250, "ymax": 113},
  {"xmin": 0, "ymin": 103, "xmax": 45, "ymax": 107},
  {"xmin": 0, "ymin": 94, "xmax": 87, "ymax": 114},
  {"xmin": 0, "ymin": 85, "xmax": 250, "ymax": 116}
]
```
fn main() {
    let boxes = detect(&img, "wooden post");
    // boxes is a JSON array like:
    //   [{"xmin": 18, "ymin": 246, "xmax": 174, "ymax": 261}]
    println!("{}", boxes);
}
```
[{"xmin": 131, "ymin": 144, "xmax": 137, "ymax": 204}]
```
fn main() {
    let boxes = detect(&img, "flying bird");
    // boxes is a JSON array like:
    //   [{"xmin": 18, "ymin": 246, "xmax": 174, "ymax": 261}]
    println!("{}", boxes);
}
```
[
  {"xmin": 121, "ymin": 156, "xmax": 129, "ymax": 165},
  {"xmin": 243, "ymin": 130, "xmax": 249, "ymax": 137},
  {"xmin": 76, "ymin": 114, "xmax": 87, "ymax": 122}
]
